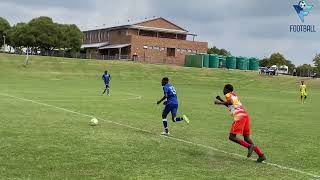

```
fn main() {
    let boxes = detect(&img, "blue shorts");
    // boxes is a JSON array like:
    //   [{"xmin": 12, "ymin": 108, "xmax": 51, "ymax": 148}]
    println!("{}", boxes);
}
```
[{"xmin": 162, "ymin": 103, "xmax": 178, "ymax": 117}]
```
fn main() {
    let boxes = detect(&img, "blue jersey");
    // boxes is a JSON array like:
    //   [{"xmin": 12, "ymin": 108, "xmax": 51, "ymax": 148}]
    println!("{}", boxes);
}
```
[
  {"xmin": 163, "ymin": 83, "xmax": 178, "ymax": 105},
  {"xmin": 102, "ymin": 74, "xmax": 111, "ymax": 84}
]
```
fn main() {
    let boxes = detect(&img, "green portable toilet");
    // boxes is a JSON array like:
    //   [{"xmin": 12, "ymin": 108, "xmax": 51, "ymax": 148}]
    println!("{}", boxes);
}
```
[
  {"xmin": 202, "ymin": 54, "xmax": 209, "ymax": 68},
  {"xmin": 236, "ymin": 57, "xmax": 248, "ymax": 70},
  {"xmin": 192, "ymin": 54, "xmax": 204, "ymax": 68},
  {"xmin": 249, "ymin": 58, "xmax": 259, "ymax": 70},
  {"xmin": 209, "ymin": 54, "xmax": 219, "ymax": 68},
  {"xmin": 185, "ymin": 55, "xmax": 193, "ymax": 67},
  {"xmin": 218, "ymin": 55, "xmax": 226, "ymax": 68},
  {"xmin": 226, "ymin": 56, "xmax": 237, "ymax": 69},
  {"xmin": 236, "ymin": 57, "xmax": 244, "ymax": 70},
  {"xmin": 244, "ymin": 57, "xmax": 249, "ymax": 70}
]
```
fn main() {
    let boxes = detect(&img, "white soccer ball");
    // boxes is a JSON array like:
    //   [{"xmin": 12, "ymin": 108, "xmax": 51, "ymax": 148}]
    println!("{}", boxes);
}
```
[
  {"xmin": 90, "ymin": 118, "xmax": 99, "ymax": 126},
  {"xmin": 299, "ymin": 1, "xmax": 306, "ymax": 9}
]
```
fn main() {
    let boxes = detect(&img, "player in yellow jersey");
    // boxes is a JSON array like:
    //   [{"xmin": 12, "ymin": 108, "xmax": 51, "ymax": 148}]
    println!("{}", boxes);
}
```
[{"xmin": 300, "ymin": 81, "xmax": 307, "ymax": 104}]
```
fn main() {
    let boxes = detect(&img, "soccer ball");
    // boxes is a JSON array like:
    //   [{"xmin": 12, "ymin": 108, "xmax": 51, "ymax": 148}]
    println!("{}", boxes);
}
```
[
  {"xmin": 299, "ymin": 1, "xmax": 306, "ymax": 9},
  {"xmin": 90, "ymin": 118, "xmax": 99, "ymax": 126}
]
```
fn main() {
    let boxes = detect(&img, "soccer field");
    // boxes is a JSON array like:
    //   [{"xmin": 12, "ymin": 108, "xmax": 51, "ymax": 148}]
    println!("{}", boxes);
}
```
[{"xmin": 0, "ymin": 54, "xmax": 319, "ymax": 180}]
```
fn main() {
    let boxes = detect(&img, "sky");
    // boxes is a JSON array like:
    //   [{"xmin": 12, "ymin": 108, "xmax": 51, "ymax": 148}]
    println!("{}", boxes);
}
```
[{"xmin": 0, "ymin": 0, "xmax": 320, "ymax": 65}]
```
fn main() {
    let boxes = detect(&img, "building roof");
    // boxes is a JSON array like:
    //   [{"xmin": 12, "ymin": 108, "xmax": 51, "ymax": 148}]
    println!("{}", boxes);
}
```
[
  {"xmin": 82, "ymin": 17, "xmax": 196, "ymax": 36},
  {"xmin": 130, "ymin": 25, "xmax": 194, "ymax": 35},
  {"xmin": 99, "ymin": 44, "xmax": 130, "ymax": 50},
  {"xmin": 81, "ymin": 42, "xmax": 109, "ymax": 49},
  {"xmin": 133, "ymin": 17, "xmax": 188, "ymax": 32}
]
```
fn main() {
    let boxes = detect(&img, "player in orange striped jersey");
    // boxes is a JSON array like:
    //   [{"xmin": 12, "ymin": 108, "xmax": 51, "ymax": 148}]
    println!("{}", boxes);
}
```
[{"xmin": 214, "ymin": 84, "xmax": 266, "ymax": 163}]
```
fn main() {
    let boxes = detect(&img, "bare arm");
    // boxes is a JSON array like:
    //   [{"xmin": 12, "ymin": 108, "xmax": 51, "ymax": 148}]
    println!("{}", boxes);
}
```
[
  {"xmin": 157, "ymin": 95, "xmax": 167, "ymax": 105},
  {"xmin": 215, "ymin": 96, "xmax": 232, "ymax": 107}
]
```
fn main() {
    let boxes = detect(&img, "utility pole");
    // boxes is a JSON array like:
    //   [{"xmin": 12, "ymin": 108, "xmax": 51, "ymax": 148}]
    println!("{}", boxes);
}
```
[
  {"xmin": 2, "ymin": 35, "xmax": 5, "ymax": 52},
  {"xmin": 24, "ymin": 47, "xmax": 29, "ymax": 66}
]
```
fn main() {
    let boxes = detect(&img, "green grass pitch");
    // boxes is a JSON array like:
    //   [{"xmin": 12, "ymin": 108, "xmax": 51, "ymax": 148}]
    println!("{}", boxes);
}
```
[{"xmin": 0, "ymin": 54, "xmax": 319, "ymax": 180}]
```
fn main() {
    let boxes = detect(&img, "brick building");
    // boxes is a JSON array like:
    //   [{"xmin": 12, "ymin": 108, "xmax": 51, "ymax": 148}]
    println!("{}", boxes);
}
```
[{"xmin": 81, "ymin": 17, "xmax": 208, "ymax": 65}]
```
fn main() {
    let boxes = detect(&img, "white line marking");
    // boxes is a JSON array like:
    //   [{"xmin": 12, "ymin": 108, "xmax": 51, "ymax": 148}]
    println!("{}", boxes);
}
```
[
  {"xmin": 0, "ymin": 92, "xmax": 319, "ymax": 178},
  {"xmin": 34, "ymin": 94, "xmax": 142, "ymax": 102}
]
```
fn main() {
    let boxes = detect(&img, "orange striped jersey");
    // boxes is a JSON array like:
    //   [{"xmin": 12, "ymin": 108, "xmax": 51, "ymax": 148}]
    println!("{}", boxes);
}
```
[{"xmin": 225, "ymin": 92, "xmax": 247, "ymax": 118}]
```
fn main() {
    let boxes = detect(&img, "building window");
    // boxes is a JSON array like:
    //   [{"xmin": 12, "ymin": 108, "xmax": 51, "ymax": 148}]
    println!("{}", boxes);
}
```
[
  {"xmin": 143, "ymin": 45, "xmax": 148, "ymax": 49},
  {"xmin": 167, "ymin": 48, "xmax": 175, "ymax": 57},
  {"xmin": 160, "ymin": 47, "xmax": 165, "ymax": 51},
  {"xmin": 188, "ymin": 49, "xmax": 192, "ymax": 53},
  {"xmin": 192, "ymin": 50, "xmax": 197, "ymax": 53},
  {"xmin": 177, "ymin": 48, "xmax": 181, "ymax": 52},
  {"xmin": 181, "ymin": 49, "xmax": 187, "ymax": 53},
  {"xmin": 154, "ymin": 46, "xmax": 160, "ymax": 50},
  {"xmin": 148, "ymin": 46, "xmax": 153, "ymax": 50}
]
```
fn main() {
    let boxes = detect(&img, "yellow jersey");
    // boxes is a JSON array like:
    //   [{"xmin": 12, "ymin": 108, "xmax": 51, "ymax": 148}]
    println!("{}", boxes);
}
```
[
  {"xmin": 300, "ymin": 84, "xmax": 307, "ymax": 96},
  {"xmin": 300, "ymin": 85, "xmax": 307, "ymax": 93}
]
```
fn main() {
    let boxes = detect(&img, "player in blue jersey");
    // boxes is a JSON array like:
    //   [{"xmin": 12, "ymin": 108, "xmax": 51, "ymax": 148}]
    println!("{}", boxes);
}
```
[
  {"xmin": 102, "ymin": 71, "xmax": 111, "ymax": 96},
  {"xmin": 157, "ymin": 77, "xmax": 190, "ymax": 135}
]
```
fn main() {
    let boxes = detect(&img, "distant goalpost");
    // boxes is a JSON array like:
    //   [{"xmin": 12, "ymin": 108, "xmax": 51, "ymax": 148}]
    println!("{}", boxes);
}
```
[{"xmin": 24, "ymin": 47, "xmax": 30, "ymax": 66}]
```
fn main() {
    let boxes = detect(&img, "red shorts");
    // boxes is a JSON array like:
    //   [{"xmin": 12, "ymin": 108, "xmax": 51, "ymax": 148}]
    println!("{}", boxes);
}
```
[{"xmin": 230, "ymin": 113, "xmax": 250, "ymax": 135}]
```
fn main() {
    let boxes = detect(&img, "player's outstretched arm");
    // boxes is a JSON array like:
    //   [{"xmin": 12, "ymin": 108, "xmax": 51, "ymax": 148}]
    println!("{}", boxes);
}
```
[
  {"xmin": 214, "ymin": 96, "xmax": 231, "ymax": 107},
  {"xmin": 157, "ymin": 96, "xmax": 167, "ymax": 105},
  {"xmin": 214, "ymin": 100, "xmax": 232, "ymax": 106},
  {"xmin": 216, "ymin": 96, "xmax": 224, "ymax": 102}
]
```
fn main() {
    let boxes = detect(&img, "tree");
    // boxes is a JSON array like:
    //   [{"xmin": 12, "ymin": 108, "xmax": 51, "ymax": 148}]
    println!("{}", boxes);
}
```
[
  {"xmin": 6, "ymin": 16, "xmax": 83, "ymax": 56},
  {"xmin": 208, "ymin": 46, "xmax": 231, "ymax": 56},
  {"xmin": 259, "ymin": 52, "xmax": 295, "ymax": 73},
  {"xmin": 57, "ymin": 24, "xmax": 69, "ymax": 50},
  {"xmin": 0, "ymin": 17, "xmax": 11, "ymax": 46},
  {"xmin": 269, "ymin": 52, "xmax": 287, "ymax": 66},
  {"xmin": 28, "ymin": 16, "xmax": 59, "ymax": 54},
  {"xmin": 7, "ymin": 23, "xmax": 36, "ymax": 52},
  {"xmin": 259, "ymin": 57, "xmax": 270, "ymax": 67},
  {"xmin": 285, "ymin": 59, "xmax": 295, "ymax": 74},
  {"xmin": 313, "ymin": 53, "xmax": 320, "ymax": 74},
  {"xmin": 67, "ymin": 24, "xmax": 82, "ymax": 53},
  {"xmin": 56, "ymin": 24, "xmax": 82, "ymax": 57},
  {"xmin": 296, "ymin": 64, "xmax": 313, "ymax": 77}
]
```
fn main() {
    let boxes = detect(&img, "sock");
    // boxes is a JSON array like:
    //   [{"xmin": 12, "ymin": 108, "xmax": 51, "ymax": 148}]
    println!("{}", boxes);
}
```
[
  {"xmin": 254, "ymin": 146, "xmax": 264, "ymax": 157},
  {"xmin": 175, "ymin": 117, "xmax": 184, "ymax": 122},
  {"xmin": 162, "ymin": 119, "xmax": 168, "ymax": 133},
  {"xmin": 238, "ymin": 140, "xmax": 251, "ymax": 148}
]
